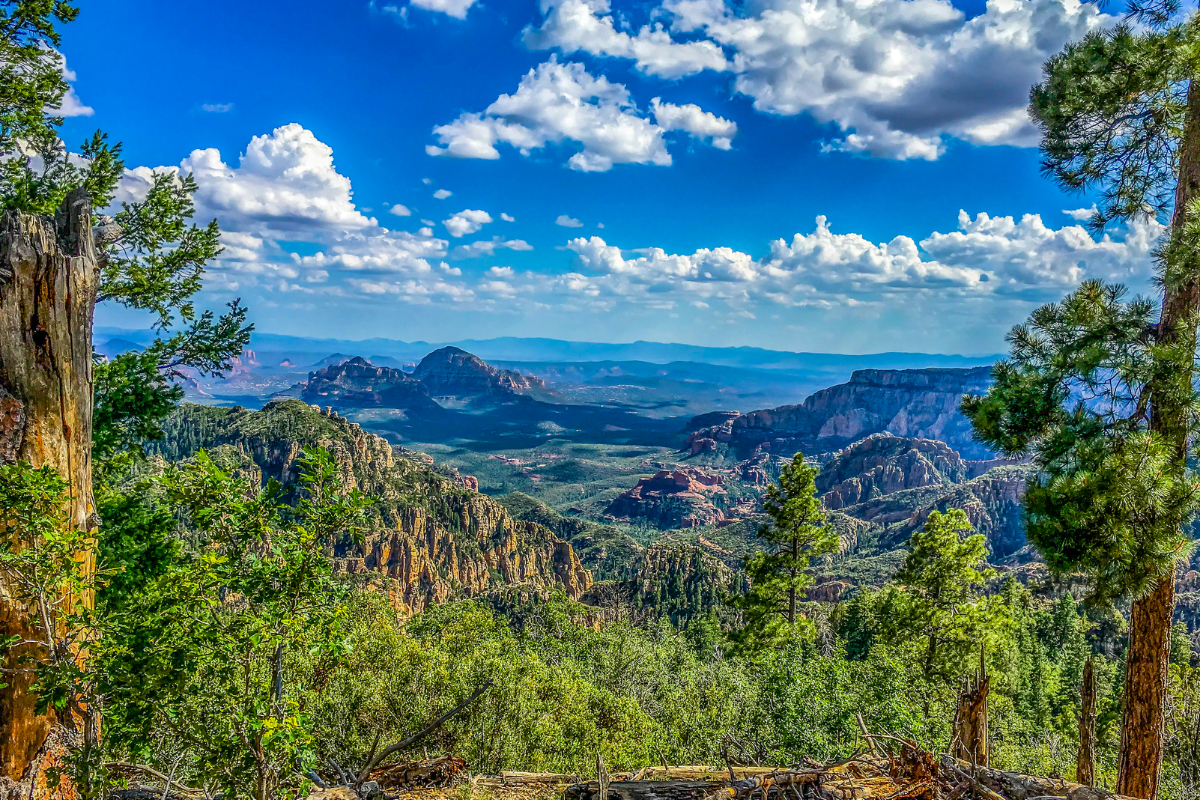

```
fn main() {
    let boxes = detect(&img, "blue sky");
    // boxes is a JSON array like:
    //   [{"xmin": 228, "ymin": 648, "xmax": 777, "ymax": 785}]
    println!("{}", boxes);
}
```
[{"xmin": 61, "ymin": 0, "xmax": 1157, "ymax": 355}]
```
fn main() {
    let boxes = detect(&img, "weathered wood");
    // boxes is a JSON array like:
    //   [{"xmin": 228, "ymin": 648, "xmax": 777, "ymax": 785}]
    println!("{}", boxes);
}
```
[
  {"xmin": 950, "ymin": 757, "xmax": 1140, "ymax": 800},
  {"xmin": 0, "ymin": 189, "xmax": 100, "ymax": 789},
  {"xmin": 357, "ymin": 680, "xmax": 492, "ymax": 784},
  {"xmin": 952, "ymin": 647, "xmax": 989, "ymax": 766},
  {"xmin": 1078, "ymin": 657, "xmax": 1097, "ymax": 787}
]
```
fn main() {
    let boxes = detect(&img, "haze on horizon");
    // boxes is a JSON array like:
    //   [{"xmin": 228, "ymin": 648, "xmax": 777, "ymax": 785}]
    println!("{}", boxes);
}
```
[{"xmin": 70, "ymin": 0, "xmax": 1156, "ymax": 356}]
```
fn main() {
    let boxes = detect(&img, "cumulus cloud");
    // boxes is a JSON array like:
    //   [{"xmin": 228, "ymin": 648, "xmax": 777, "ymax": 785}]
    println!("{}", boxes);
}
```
[
  {"xmin": 659, "ymin": 0, "xmax": 1112, "ymax": 160},
  {"xmin": 501, "ymin": 212, "xmax": 516, "ymax": 222},
  {"xmin": 533, "ymin": 0, "xmax": 1111, "ymax": 160},
  {"xmin": 558, "ymin": 211, "xmax": 1162, "ymax": 311},
  {"xmin": 524, "ymin": 0, "xmax": 728, "ymax": 78},
  {"xmin": 177, "ymin": 123, "xmax": 377, "ymax": 235},
  {"xmin": 556, "ymin": 215, "xmax": 584, "ymax": 227},
  {"xmin": 427, "ymin": 58, "xmax": 732, "ymax": 171},
  {"xmin": 651, "ymin": 98, "xmax": 737, "ymax": 149},
  {"xmin": 444, "ymin": 209, "xmax": 493, "ymax": 238},
  {"xmin": 390, "ymin": 203, "xmax": 413, "ymax": 216},
  {"xmin": 410, "ymin": 0, "xmax": 480, "ymax": 18},
  {"xmin": 433, "ymin": 188, "xmax": 453, "ymax": 199}
]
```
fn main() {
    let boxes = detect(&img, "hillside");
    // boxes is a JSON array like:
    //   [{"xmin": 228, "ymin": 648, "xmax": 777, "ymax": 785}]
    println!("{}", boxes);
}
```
[
  {"xmin": 147, "ymin": 400, "xmax": 592, "ymax": 614},
  {"xmin": 686, "ymin": 367, "xmax": 994, "ymax": 459}
]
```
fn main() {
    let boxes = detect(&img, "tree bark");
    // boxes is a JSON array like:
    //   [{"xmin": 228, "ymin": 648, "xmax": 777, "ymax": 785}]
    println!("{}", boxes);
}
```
[
  {"xmin": 1078, "ymin": 658, "xmax": 1096, "ymax": 787},
  {"xmin": 1118, "ymin": 76, "xmax": 1200, "ymax": 800},
  {"xmin": 0, "ymin": 189, "xmax": 99, "ymax": 787},
  {"xmin": 952, "ymin": 647, "xmax": 989, "ymax": 766}
]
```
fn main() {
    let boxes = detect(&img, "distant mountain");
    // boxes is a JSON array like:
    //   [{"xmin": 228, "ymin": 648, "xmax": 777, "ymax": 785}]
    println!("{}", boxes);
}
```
[
  {"xmin": 300, "ymin": 356, "xmax": 437, "ymax": 410},
  {"xmin": 413, "ymin": 346, "xmax": 545, "ymax": 397},
  {"xmin": 686, "ymin": 367, "xmax": 995, "ymax": 459},
  {"xmin": 95, "ymin": 327, "xmax": 999, "ymax": 374}
]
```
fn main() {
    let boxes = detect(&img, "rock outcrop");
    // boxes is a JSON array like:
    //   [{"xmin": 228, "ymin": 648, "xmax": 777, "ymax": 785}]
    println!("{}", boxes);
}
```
[
  {"xmin": 837, "ymin": 464, "xmax": 1030, "ymax": 559},
  {"xmin": 413, "ymin": 346, "xmax": 544, "ymax": 397},
  {"xmin": 686, "ymin": 367, "xmax": 994, "ymax": 459},
  {"xmin": 301, "ymin": 357, "xmax": 437, "ymax": 410},
  {"xmin": 606, "ymin": 468, "xmax": 727, "ymax": 529},
  {"xmin": 817, "ymin": 434, "xmax": 971, "ymax": 510},
  {"xmin": 148, "ymin": 400, "xmax": 592, "ymax": 616}
]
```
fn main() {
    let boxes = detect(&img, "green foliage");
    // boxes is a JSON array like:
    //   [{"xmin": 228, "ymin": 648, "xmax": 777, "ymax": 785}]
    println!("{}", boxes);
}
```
[
  {"xmin": 962, "ymin": 280, "xmax": 1199, "ymax": 602},
  {"xmin": 732, "ymin": 454, "xmax": 837, "ymax": 653},
  {"xmin": 1031, "ymin": 23, "xmax": 1191, "ymax": 230},
  {"xmin": 0, "ymin": 1, "xmax": 125, "ymax": 215},
  {"xmin": 25, "ymin": 448, "xmax": 369, "ymax": 800},
  {"xmin": 882, "ymin": 510, "xmax": 1001, "ymax": 684}
]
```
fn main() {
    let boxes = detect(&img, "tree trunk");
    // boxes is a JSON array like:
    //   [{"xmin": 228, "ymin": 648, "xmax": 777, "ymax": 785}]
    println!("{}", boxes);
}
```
[
  {"xmin": 1078, "ymin": 658, "xmax": 1096, "ymax": 787},
  {"xmin": 952, "ymin": 647, "xmax": 989, "ymax": 766},
  {"xmin": 1118, "ymin": 76, "xmax": 1200, "ymax": 800},
  {"xmin": 0, "ymin": 189, "xmax": 99, "ymax": 791}
]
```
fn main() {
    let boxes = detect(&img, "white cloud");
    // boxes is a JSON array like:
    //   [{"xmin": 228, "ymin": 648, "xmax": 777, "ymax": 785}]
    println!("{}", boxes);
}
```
[
  {"xmin": 390, "ymin": 203, "xmax": 413, "ymax": 216},
  {"xmin": 501, "ymin": 212, "xmax": 515, "ymax": 222},
  {"xmin": 201, "ymin": 103, "xmax": 235, "ymax": 113},
  {"xmin": 651, "ymin": 98, "xmax": 737, "ymax": 149},
  {"xmin": 177, "ymin": 123, "xmax": 377, "ymax": 235},
  {"xmin": 524, "ymin": 0, "xmax": 729, "ymax": 78},
  {"xmin": 556, "ymin": 215, "xmax": 584, "ymax": 227},
  {"xmin": 652, "ymin": 0, "xmax": 1112, "ymax": 160},
  {"xmin": 433, "ymin": 188, "xmax": 453, "ymax": 199},
  {"xmin": 410, "ymin": 0, "xmax": 480, "ymax": 18},
  {"xmin": 52, "ymin": 57, "xmax": 92, "ymax": 118},
  {"xmin": 444, "ymin": 209, "xmax": 493, "ymax": 238},
  {"xmin": 428, "ymin": 58, "xmax": 728, "ymax": 172},
  {"xmin": 557, "ymin": 211, "xmax": 1162, "ymax": 311},
  {"xmin": 452, "ymin": 237, "xmax": 534, "ymax": 259},
  {"xmin": 488, "ymin": 266, "xmax": 516, "ymax": 278},
  {"xmin": 1064, "ymin": 205, "xmax": 1097, "ymax": 221}
]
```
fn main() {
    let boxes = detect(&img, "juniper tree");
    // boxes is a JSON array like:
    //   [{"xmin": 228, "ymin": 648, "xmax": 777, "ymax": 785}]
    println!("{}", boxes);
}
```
[
  {"xmin": 962, "ymin": 6, "xmax": 1200, "ymax": 791},
  {"xmin": 732, "ymin": 453, "xmax": 837, "ymax": 652}
]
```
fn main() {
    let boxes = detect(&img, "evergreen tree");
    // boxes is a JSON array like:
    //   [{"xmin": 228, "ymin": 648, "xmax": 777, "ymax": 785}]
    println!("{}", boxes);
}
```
[
  {"xmin": 961, "ymin": 3, "xmax": 1200, "ymax": 792},
  {"xmin": 885, "ymin": 509, "xmax": 998, "ymax": 685},
  {"xmin": 731, "ymin": 453, "xmax": 837, "ymax": 652}
]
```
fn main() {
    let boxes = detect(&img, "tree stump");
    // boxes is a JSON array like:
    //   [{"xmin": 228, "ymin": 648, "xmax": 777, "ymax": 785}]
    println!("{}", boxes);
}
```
[
  {"xmin": 1078, "ymin": 657, "xmax": 1097, "ymax": 786},
  {"xmin": 952, "ymin": 646, "xmax": 989, "ymax": 767},
  {"xmin": 0, "ymin": 189, "xmax": 99, "ymax": 792}
]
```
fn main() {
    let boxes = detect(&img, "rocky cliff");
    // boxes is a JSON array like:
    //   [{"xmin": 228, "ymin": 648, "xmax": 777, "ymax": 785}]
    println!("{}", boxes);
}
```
[
  {"xmin": 686, "ymin": 367, "xmax": 994, "ymax": 459},
  {"xmin": 605, "ymin": 468, "xmax": 729, "ymax": 529},
  {"xmin": 413, "ymin": 346, "xmax": 544, "ymax": 397},
  {"xmin": 815, "ymin": 433, "xmax": 1015, "ymax": 510},
  {"xmin": 148, "ymin": 400, "xmax": 591, "ymax": 615},
  {"xmin": 300, "ymin": 356, "xmax": 438, "ymax": 410}
]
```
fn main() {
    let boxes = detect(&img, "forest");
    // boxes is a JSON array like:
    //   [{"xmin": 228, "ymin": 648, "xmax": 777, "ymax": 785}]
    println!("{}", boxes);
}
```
[{"xmin": 3, "ymin": 2, "xmax": 1200, "ymax": 800}]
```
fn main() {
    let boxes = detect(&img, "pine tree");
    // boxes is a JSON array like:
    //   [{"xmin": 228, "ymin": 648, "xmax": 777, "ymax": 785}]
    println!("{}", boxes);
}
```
[
  {"xmin": 887, "ymin": 509, "xmax": 997, "ymax": 685},
  {"xmin": 962, "ymin": 6, "xmax": 1200, "ymax": 791},
  {"xmin": 731, "ymin": 453, "xmax": 837, "ymax": 653}
]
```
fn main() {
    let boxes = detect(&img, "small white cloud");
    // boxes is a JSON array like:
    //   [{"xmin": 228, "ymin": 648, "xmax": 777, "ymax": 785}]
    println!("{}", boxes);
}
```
[
  {"xmin": 501, "ymin": 212, "xmax": 515, "ymax": 222},
  {"xmin": 433, "ymin": 188, "xmax": 453, "ymax": 199},
  {"xmin": 556, "ymin": 214, "xmax": 584, "ymax": 228},
  {"xmin": 597, "ymin": 222, "xmax": 605, "ymax": 229},
  {"xmin": 444, "ymin": 209, "xmax": 493, "ymax": 238},
  {"xmin": 651, "ymin": 98, "xmax": 737, "ymax": 149},
  {"xmin": 410, "ymin": 0, "xmax": 480, "ymax": 19},
  {"xmin": 488, "ymin": 266, "xmax": 515, "ymax": 278},
  {"xmin": 422, "ymin": 177, "xmax": 433, "ymax": 185},
  {"xmin": 1064, "ymin": 206, "xmax": 1098, "ymax": 221},
  {"xmin": 202, "ymin": 103, "xmax": 235, "ymax": 113},
  {"xmin": 51, "ymin": 56, "xmax": 93, "ymax": 118},
  {"xmin": 452, "ymin": 237, "xmax": 534, "ymax": 259},
  {"xmin": 390, "ymin": 203, "xmax": 413, "ymax": 216}
]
